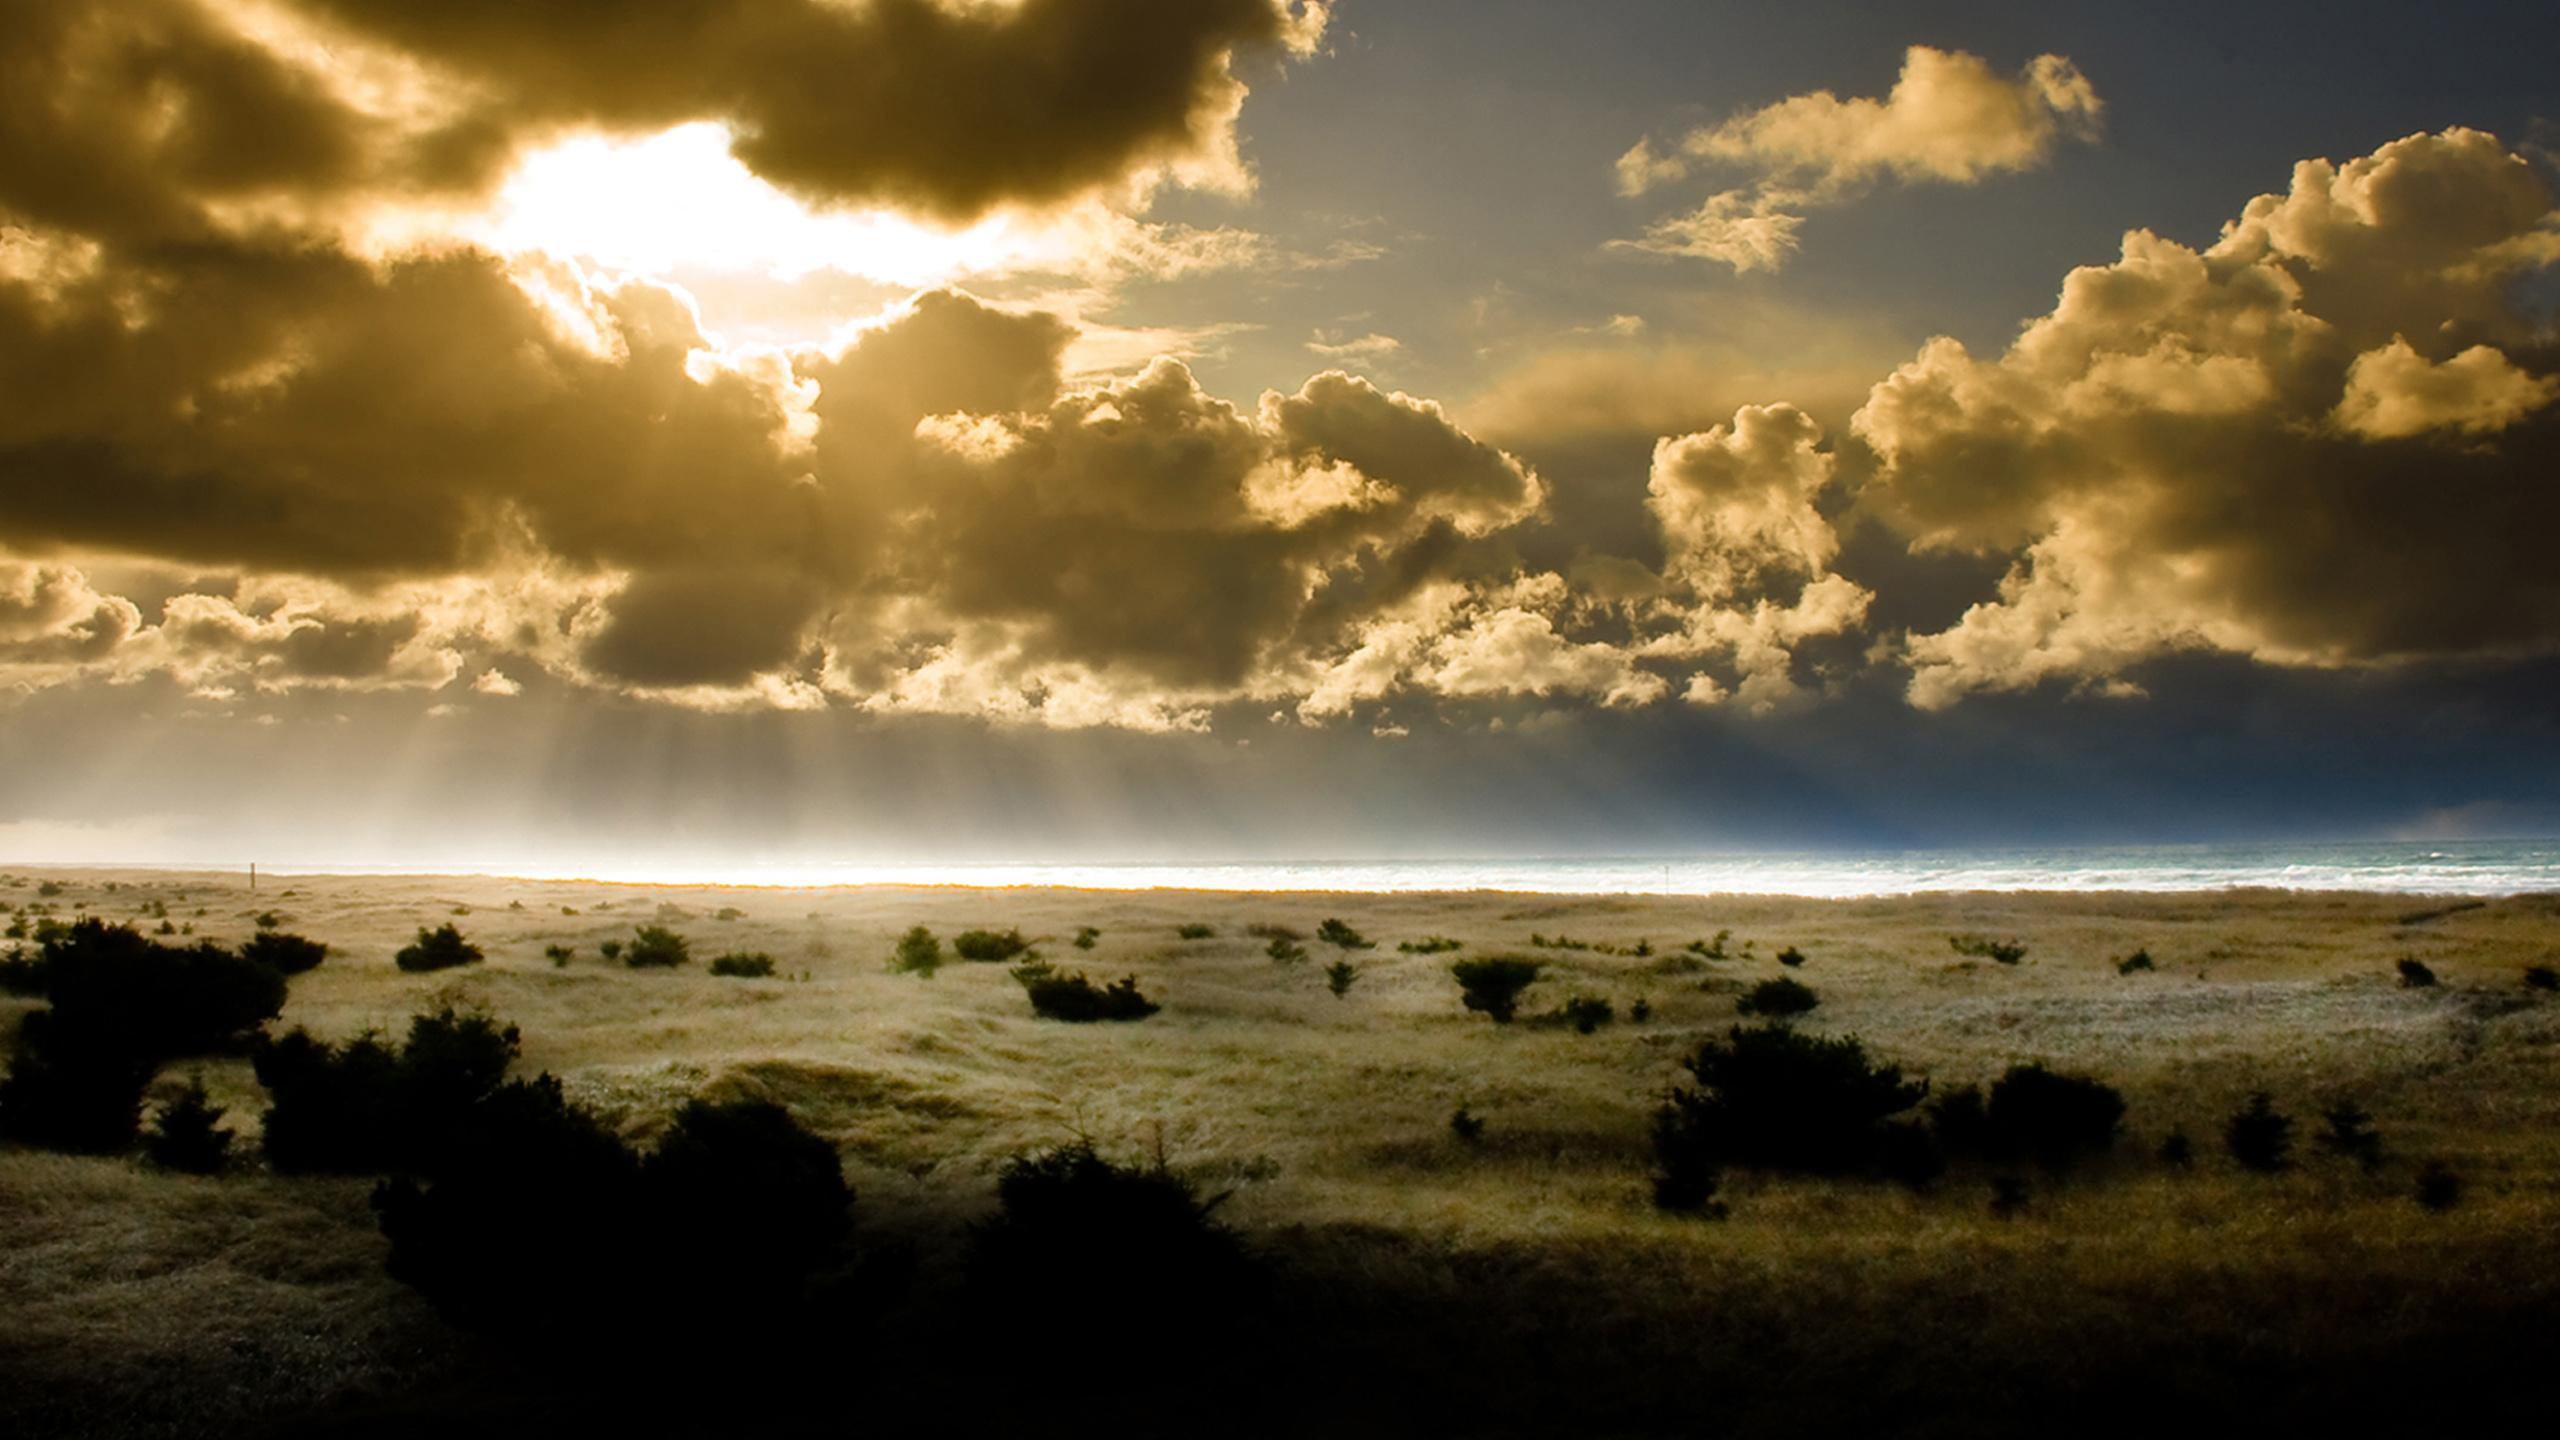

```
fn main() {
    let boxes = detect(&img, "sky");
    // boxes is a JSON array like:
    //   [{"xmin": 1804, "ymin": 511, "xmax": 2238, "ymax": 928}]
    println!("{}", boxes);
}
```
[{"xmin": 1, "ymin": 0, "xmax": 2557, "ymax": 871}]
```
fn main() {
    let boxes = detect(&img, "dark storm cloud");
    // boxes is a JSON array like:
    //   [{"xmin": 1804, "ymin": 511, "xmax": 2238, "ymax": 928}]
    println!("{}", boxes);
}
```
[
  {"xmin": 0, "ymin": 0, "xmax": 1326, "ymax": 246},
  {"xmin": 298, "ymin": 0, "xmax": 1325, "ymax": 217}
]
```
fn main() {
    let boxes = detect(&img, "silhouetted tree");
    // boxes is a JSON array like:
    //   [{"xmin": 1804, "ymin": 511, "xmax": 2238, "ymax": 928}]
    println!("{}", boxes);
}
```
[
  {"xmin": 395, "ymin": 924, "xmax": 482, "ymax": 973},
  {"xmin": 2225, "ymin": 1092, "xmax": 2294, "ymax": 1172},
  {"xmin": 1452, "ymin": 957, "xmax": 1542, "ymax": 1023},
  {"xmin": 145, "ymin": 1077, "xmax": 232, "ymax": 1173}
]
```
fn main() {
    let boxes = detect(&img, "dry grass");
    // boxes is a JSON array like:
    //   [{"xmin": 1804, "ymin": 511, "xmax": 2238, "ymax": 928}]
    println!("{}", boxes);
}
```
[{"xmin": 4, "ymin": 869, "xmax": 2560, "ymax": 1432}]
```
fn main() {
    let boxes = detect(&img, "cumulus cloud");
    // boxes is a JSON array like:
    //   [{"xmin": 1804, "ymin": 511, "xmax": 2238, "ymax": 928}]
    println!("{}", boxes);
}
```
[
  {"xmin": 1853, "ymin": 128, "xmax": 2560, "ymax": 706},
  {"xmin": 1618, "ymin": 47, "xmax": 2101, "ymax": 271}
]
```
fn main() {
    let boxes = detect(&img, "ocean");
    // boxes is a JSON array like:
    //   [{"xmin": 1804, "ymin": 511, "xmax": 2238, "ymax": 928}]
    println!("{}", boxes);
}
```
[{"xmin": 305, "ymin": 837, "xmax": 2560, "ymax": 896}]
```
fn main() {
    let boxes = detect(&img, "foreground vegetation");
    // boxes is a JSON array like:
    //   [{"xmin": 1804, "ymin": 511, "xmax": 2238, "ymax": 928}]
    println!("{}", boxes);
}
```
[{"xmin": 2, "ymin": 870, "xmax": 2558, "ymax": 1435}]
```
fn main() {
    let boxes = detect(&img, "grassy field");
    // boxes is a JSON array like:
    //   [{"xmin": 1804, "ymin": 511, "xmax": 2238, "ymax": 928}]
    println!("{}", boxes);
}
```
[{"xmin": 5, "ymin": 869, "xmax": 2559, "ymax": 1435}]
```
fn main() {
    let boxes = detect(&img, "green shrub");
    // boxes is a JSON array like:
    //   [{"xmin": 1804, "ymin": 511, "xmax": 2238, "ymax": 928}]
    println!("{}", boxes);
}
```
[
  {"xmin": 2225, "ymin": 1091, "xmax": 2293, "ymax": 1172},
  {"xmin": 1950, "ymin": 935, "xmax": 2027, "ymax": 964},
  {"xmin": 1560, "ymin": 995, "xmax": 1614, "ymax": 1033},
  {"xmin": 1316, "ymin": 918, "xmax": 1373, "ymax": 951},
  {"xmin": 1686, "ymin": 930, "xmax": 1732, "ymax": 960},
  {"xmin": 2395, "ymin": 957, "xmax": 2437, "ymax": 989},
  {"xmin": 1019, "ymin": 967, "xmax": 1159, "ymax": 1022},
  {"xmin": 599, "ymin": 939, "xmax": 623, "ymax": 962},
  {"xmin": 1451, "ymin": 957, "xmax": 1542, "ymax": 1024},
  {"xmin": 1073, "ymin": 926, "xmax": 1101, "ymax": 950},
  {"xmin": 710, "ymin": 952, "xmax": 777, "ymax": 978},
  {"xmin": 890, "ymin": 925, "xmax": 942, "ymax": 977},
  {"xmin": 1653, "ymin": 1025, "xmax": 1930, "ymax": 1185},
  {"xmin": 1267, "ymin": 937, "xmax": 1308, "ymax": 964},
  {"xmin": 396, "ymin": 924, "xmax": 482, "ymax": 973},
  {"xmin": 1324, "ymin": 960, "xmax": 1359, "ymax": 998},
  {"xmin": 625, "ymin": 925, "xmax": 691, "ymax": 968},
  {"xmin": 953, "ymin": 928, "xmax": 1030, "ymax": 962},
  {"xmin": 241, "ymin": 931, "xmax": 328, "ymax": 975},
  {"xmin": 145, "ymin": 1077, "xmax": 232, "ymax": 1174},
  {"xmin": 1398, "ymin": 936, "xmax": 1462, "ymax": 954},
  {"xmin": 1175, "ymin": 923, "xmax": 1217, "ymax": 941},
  {"xmin": 1736, "ymin": 975, "xmax": 1818, "ymax": 1018},
  {"xmin": 1245, "ymin": 923, "xmax": 1302, "ymax": 942}
]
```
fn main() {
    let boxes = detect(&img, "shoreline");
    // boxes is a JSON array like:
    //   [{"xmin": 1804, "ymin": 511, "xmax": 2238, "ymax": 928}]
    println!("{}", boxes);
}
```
[{"xmin": 5, "ymin": 859, "xmax": 2557, "ymax": 902}]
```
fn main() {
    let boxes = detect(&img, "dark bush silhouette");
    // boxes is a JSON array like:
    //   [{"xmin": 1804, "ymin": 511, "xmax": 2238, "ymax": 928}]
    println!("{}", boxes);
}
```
[
  {"xmin": 545, "ymin": 943, "xmax": 574, "ymax": 967},
  {"xmin": 1175, "ymin": 923, "xmax": 1216, "ymax": 940},
  {"xmin": 0, "ymin": 945, "xmax": 46, "ymax": 996},
  {"xmin": 1560, "ymin": 995, "xmax": 1614, "ymax": 1033},
  {"xmin": 1737, "ymin": 975, "xmax": 1819, "ymax": 1018},
  {"xmin": 1629, "ymin": 998, "xmax": 1653, "ymax": 1023},
  {"xmin": 1650, "ymin": 1122, "xmax": 1728, "ymax": 1216},
  {"xmin": 253, "ymin": 1008, "xmax": 521, "ymax": 1174},
  {"xmin": 642, "ymin": 1098, "xmax": 852, "ymax": 1312},
  {"xmin": 1072, "ymin": 926, "xmax": 1100, "ymax": 950},
  {"xmin": 2414, "ymin": 1159, "xmax": 2462, "ymax": 1211},
  {"xmin": 710, "ymin": 952, "xmax": 777, "ymax": 978},
  {"xmin": 145, "ymin": 1077, "xmax": 232, "ymax": 1173},
  {"xmin": 0, "ymin": 920, "xmax": 292, "ymax": 1153},
  {"xmin": 2318, "ymin": 1101, "xmax": 2383, "ymax": 1170},
  {"xmin": 2158, "ymin": 1128, "xmax": 2195, "ymax": 1167},
  {"xmin": 625, "ymin": 924, "xmax": 691, "ymax": 968},
  {"xmin": 396, "ymin": 924, "xmax": 482, "ymax": 973},
  {"xmin": 2116, "ymin": 949, "xmax": 2155, "ymax": 975},
  {"xmin": 372, "ymin": 1074, "xmax": 645, "ymax": 1334},
  {"xmin": 1325, "ymin": 960, "xmax": 1359, "ymax": 998},
  {"xmin": 1654, "ymin": 1025, "xmax": 1930, "ymax": 1190},
  {"xmin": 2525, "ymin": 964, "xmax": 2558, "ymax": 991},
  {"xmin": 1016, "ymin": 964, "xmax": 1159, "ymax": 1022},
  {"xmin": 2225, "ymin": 1091, "xmax": 2294, "ymax": 1173},
  {"xmin": 1989, "ymin": 1175, "xmax": 2030, "ymax": 1219},
  {"xmin": 967, "ymin": 1142, "xmax": 1258, "ymax": 1351},
  {"xmin": 953, "ymin": 928, "xmax": 1030, "ymax": 962},
  {"xmin": 1971, "ymin": 1064, "xmax": 2125, "ymax": 1172},
  {"xmin": 599, "ymin": 939, "xmax": 623, "ymax": 962},
  {"xmin": 2395, "ymin": 957, "xmax": 2437, "ymax": 989},
  {"xmin": 38, "ymin": 919, "xmax": 286, "ymax": 1058},
  {"xmin": 1317, "ymin": 918, "xmax": 1373, "ymax": 951},
  {"xmin": 0, "ymin": 1015, "xmax": 156, "ymax": 1152},
  {"xmin": 1449, "ymin": 1106, "xmax": 1485, "ymax": 1144},
  {"xmin": 1397, "ymin": 936, "xmax": 1462, "ymax": 954},
  {"xmin": 890, "ymin": 925, "xmax": 941, "ymax": 976},
  {"xmin": 1950, "ymin": 935, "xmax": 2026, "ymax": 964},
  {"xmin": 1776, "ymin": 946, "xmax": 1806, "ymax": 968},
  {"xmin": 242, "ymin": 931, "xmax": 328, "ymax": 975},
  {"xmin": 1268, "ymin": 936, "xmax": 1308, "ymax": 964},
  {"xmin": 1452, "ymin": 957, "xmax": 1542, "ymax": 1023}
]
